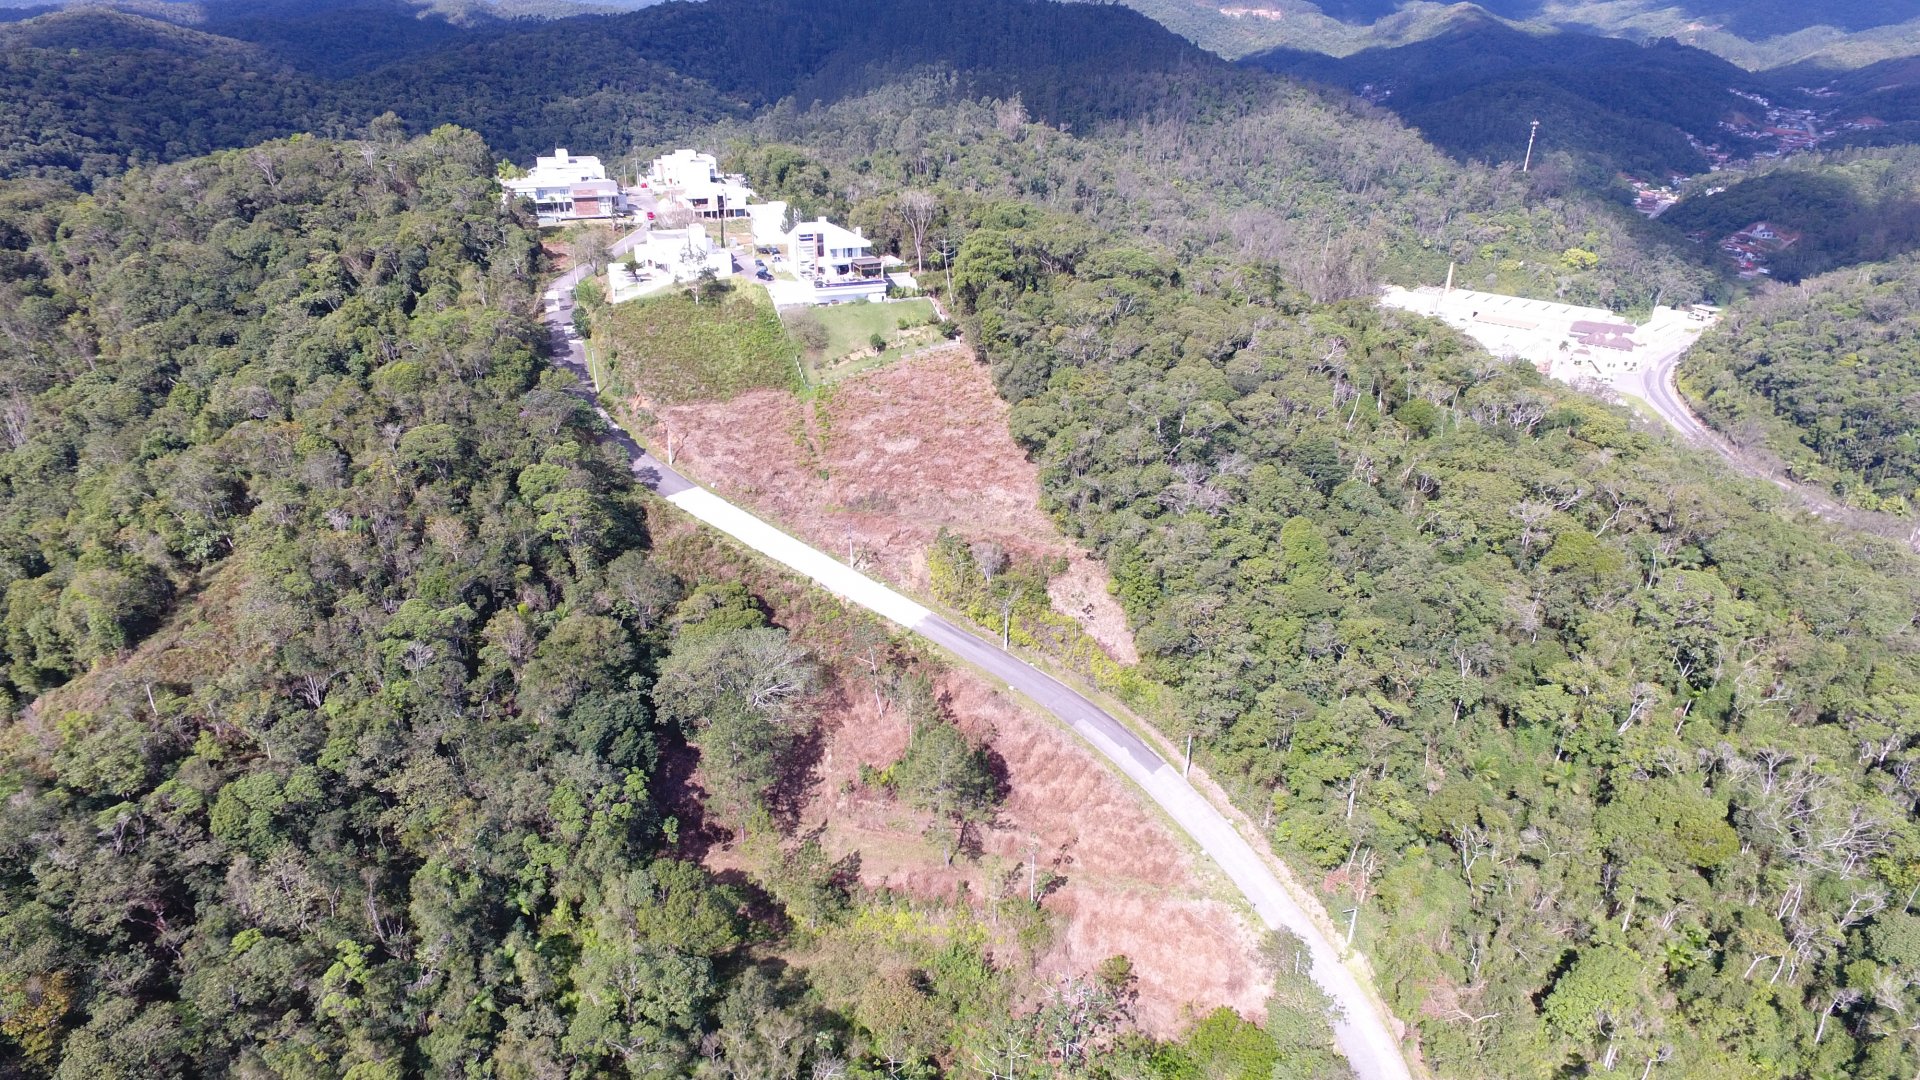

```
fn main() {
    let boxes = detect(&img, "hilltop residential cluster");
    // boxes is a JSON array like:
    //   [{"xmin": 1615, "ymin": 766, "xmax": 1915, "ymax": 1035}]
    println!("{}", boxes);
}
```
[
  {"xmin": 503, "ymin": 147, "xmax": 903, "ymax": 306},
  {"xmin": 1717, "ymin": 220, "xmax": 1802, "ymax": 278}
]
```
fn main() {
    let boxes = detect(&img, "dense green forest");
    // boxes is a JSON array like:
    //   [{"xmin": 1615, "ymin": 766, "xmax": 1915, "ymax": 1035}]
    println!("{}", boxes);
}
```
[
  {"xmin": 724, "ymin": 81, "xmax": 1716, "ymax": 315},
  {"xmin": 1678, "ymin": 256, "xmax": 1920, "ymax": 511},
  {"xmin": 0, "ymin": 0, "xmax": 1228, "ymax": 187},
  {"xmin": 715, "ymin": 97, "xmax": 1920, "ymax": 1077},
  {"xmin": 1661, "ymin": 147, "xmax": 1920, "ymax": 280},
  {"xmin": 0, "ymin": 126, "xmax": 1354, "ymax": 1080}
]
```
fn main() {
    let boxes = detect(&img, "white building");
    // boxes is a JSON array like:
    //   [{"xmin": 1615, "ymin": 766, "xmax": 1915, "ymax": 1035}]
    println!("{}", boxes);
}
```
[
  {"xmin": 648, "ymin": 148, "xmax": 753, "ymax": 220},
  {"xmin": 746, "ymin": 201, "xmax": 790, "ymax": 249},
  {"xmin": 786, "ymin": 218, "xmax": 881, "ymax": 281},
  {"xmin": 501, "ymin": 148, "xmax": 627, "ymax": 224},
  {"xmin": 643, "ymin": 228, "xmax": 733, "ymax": 279},
  {"xmin": 648, "ymin": 149, "xmax": 720, "ymax": 190}
]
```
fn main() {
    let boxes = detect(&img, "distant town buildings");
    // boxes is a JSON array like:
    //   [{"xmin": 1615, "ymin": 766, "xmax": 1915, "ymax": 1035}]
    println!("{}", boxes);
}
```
[
  {"xmin": 1717, "ymin": 220, "xmax": 1801, "ymax": 278},
  {"xmin": 501, "ymin": 149, "xmax": 627, "ymax": 225},
  {"xmin": 1621, "ymin": 173, "xmax": 1682, "ymax": 217}
]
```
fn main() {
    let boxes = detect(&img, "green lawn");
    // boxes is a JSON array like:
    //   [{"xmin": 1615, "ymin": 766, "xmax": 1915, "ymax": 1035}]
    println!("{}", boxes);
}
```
[
  {"xmin": 596, "ymin": 282, "xmax": 803, "ymax": 405},
  {"xmin": 790, "ymin": 299, "xmax": 942, "ymax": 382}
]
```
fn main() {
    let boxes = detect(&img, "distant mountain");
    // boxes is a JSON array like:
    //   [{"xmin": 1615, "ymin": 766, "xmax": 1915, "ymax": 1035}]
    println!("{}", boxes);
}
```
[
  {"xmin": 1111, "ymin": 0, "xmax": 1920, "ymax": 69},
  {"xmin": 1242, "ymin": 19, "xmax": 1779, "ymax": 176},
  {"xmin": 0, "ymin": 0, "xmax": 1234, "ymax": 183}
]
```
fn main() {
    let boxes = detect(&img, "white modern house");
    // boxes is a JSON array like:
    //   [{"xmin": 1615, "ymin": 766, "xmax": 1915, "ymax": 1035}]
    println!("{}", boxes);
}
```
[
  {"xmin": 773, "ymin": 218, "xmax": 887, "ymax": 305},
  {"xmin": 501, "ymin": 149, "xmax": 627, "ymax": 224},
  {"xmin": 787, "ymin": 218, "xmax": 881, "ymax": 280},
  {"xmin": 746, "ymin": 201, "xmax": 790, "ymax": 249},
  {"xmin": 648, "ymin": 149, "xmax": 753, "ymax": 220},
  {"xmin": 648, "ymin": 149, "xmax": 721, "ymax": 190},
  {"xmin": 608, "ymin": 227, "xmax": 735, "ymax": 303}
]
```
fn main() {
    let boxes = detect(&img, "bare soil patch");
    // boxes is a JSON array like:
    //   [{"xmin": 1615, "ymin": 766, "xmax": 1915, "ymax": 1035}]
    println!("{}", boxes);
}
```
[
  {"xmin": 646, "ymin": 511, "xmax": 1264, "ymax": 1035},
  {"xmin": 719, "ymin": 665, "xmax": 1270, "ymax": 1035},
  {"xmin": 645, "ymin": 345, "xmax": 1138, "ymax": 662}
]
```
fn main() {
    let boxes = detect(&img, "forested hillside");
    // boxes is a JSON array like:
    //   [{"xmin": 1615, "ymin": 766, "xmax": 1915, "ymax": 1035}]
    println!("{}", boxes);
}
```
[
  {"xmin": 1243, "ymin": 24, "xmax": 1771, "ymax": 178},
  {"xmin": 1661, "ymin": 147, "xmax": 1920, "ymax": 280},
  {"xmin": 1678, "ymin": 256, "xmax": 1920, "ymax": 512},
  {"xmin": 0, "ymin": 0, "xmax": 1227, "ymax": 186},
  {"xmin": 11, "ymin": 0, "xmax": 1920, "ymax": 1076},
  {"xmin": 730, "ymin": 82, "xmax": 1716, "ymax": 314},
  {"xmin": 0, "ymin": 126, "xmax": 705, "ymax": 1077},
  {"xmin": 0, "ymin": 125, "xmax": 1353, "ymax": 1080},
  {"xmin": 0, "ymin": 10, "xmax": 343, "ymax": 182},
  {"xmin": 1098, "ymin": 0, "xmax": 1920, "ymax": 70},
  {"xmin": 712, "ymin": 97, "xmax": 1920, "ymax": 1076}
]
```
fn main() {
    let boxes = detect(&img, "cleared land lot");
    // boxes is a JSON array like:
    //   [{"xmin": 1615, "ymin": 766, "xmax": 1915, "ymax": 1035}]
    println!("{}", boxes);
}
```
[
  {"xmin": 1380, "ymin": 285, "xmax": 1707, "ymax": 384},
  {"xmin": 596, "ymin": 281, "xmax": 801, "ymax": 405},
  {"xmin": 787, "ymin": 298, "xmax": 943, "ymax": 382}
]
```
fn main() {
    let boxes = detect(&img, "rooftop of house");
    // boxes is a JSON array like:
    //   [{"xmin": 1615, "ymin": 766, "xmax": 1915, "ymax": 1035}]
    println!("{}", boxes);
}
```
[
  {"xmin": 649, "ymin": 149, "xmax": 721, "ymax": 184},
  {"xmin": 507, "ymin": 148, "xmax": 610, "ymax": 189},
  {"xmin": 788, "ymin": 217, "xmax": 870, "ymax": 250}
]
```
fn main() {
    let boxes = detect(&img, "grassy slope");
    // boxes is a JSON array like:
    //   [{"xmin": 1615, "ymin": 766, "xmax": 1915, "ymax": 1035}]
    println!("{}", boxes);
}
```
[{"xmin": 598, "ymin": 282, "xmax": 803, "ymax": 405}]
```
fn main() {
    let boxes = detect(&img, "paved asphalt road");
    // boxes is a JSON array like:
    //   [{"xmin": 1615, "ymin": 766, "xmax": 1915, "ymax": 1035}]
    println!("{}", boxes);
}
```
[
  {"xmin": 1609, "ymin": 344, "xmax": 1722, "ymax": 449},
  {"xmin": 1614, "ymin": 346, "xmax": 1898, "ymax": 538},
  {"xmin": 540, "ymin": 248, "xmax": 1416, "ymax": 1080}
]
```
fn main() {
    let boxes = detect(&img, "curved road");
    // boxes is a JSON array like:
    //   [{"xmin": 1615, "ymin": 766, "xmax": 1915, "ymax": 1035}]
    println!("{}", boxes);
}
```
[
  {"xmin": 1615, "ymin": 346, "xmax": 1918, "ymax": 547},
  {"xmin": 540, "ymin": 241, "xmax": 1417, "ymax": 1080}
]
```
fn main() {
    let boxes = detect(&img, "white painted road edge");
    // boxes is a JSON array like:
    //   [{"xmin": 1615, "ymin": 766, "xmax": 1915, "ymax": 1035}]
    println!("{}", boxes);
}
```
[{"xmin": 663, "ymin": 486, "xmax": 1416, "ymax": 1080}]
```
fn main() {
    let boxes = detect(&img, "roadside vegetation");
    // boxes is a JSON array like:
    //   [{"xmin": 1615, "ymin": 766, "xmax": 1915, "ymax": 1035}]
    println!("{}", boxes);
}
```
[
  {"xmin": 1679, "ymin": 254, "xmax": 1920, "ymax": 513},
  {"xmin": 594, "ymin": 279, "xmax": 803, "ymax": 405},
  {"xmin": 721, "ymin": 93, "xmax": 1920, "ymax": 1078}
]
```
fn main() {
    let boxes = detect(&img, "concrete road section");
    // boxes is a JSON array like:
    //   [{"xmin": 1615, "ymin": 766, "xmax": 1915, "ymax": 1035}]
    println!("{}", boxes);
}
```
[
  {"xmin": 659, "ymin": 484, "xmax": 1416, "ymax": 1080},
  {"xmin": 541, "ymin": 258, "xmax": 1418, "ymax": 1080}
]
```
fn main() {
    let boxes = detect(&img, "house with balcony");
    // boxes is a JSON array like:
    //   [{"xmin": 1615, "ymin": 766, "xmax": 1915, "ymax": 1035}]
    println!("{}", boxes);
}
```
[
  {"xmin": 500, "ymin": 148, "xmax": 628, "ymax": 224},
  {"xmin": 648, "ymin": 149, "xmax": 754, "ymax": 220},
  {"xmin": 787, "ymin": 218, "xmax": 884, "ymax": 280},
  {"xmin": 781, "ymin": 217, "xmax": 886, "ymax": 304}
]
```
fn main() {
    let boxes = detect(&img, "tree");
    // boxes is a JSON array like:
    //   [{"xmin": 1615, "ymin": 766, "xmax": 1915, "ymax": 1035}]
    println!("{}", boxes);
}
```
[
  {"xmin": 1542, "ymin": 946, "xmax": 1659, "ymax": 1071},
  {"xmin": 573, "ymin": 224, "xmax": 615, "ymax": 273},
  {"xmin": 654, "ymin": 626, "xmax": 816, "ymax": 727},
  {"xmin": 952, "ymin": 230, "xmax": 1016, "ymax": 312},
  {"xmin": 893, "ymin": 719, "xmax": 999, "ymax": 865},
  {"xmin": 896, "ymin": 190, "xmax": 940, "ymax": 274}
]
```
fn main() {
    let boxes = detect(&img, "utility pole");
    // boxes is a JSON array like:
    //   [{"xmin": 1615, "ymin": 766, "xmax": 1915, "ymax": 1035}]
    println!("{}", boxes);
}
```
[
  {"xmin": 1184, "ymin": 734, "xmax": 1194, "ymax": 778},
  {"xmin": 1343, "ymin": 906, "xmax": 1359, "ymax": 947},
  {"xmin": 1522, "ymin": 119, "xmax": 1541, "ymax": 173}
]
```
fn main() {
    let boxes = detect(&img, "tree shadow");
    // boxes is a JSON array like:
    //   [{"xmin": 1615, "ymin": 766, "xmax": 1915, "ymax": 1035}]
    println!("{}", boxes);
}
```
[
  {"xmin": 829, "ymin": 847, "xmax": 864, "ymax": 896},
  {"xmin": 652, "ymin": 736, "xmax": 727, "ymax": 861},
  {"xmin": 710, "ymin": 867, "xmax": 790, "ymax": 937},
  {"xmin": 762, "ymin": 683, "xmax": 839, "ymax": 835}
]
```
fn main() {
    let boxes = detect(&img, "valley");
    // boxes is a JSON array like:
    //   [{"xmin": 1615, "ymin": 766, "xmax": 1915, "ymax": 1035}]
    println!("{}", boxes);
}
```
[{"xmin": 6, "ymin": 1, "xmax": 1920, "ymax": 1078}]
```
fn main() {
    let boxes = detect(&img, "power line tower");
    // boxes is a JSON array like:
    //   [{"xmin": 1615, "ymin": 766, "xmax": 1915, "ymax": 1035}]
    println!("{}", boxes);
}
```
[{"xmin": 1522, "ymin": 119, "xmax": 1541, "ymax": 173}]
